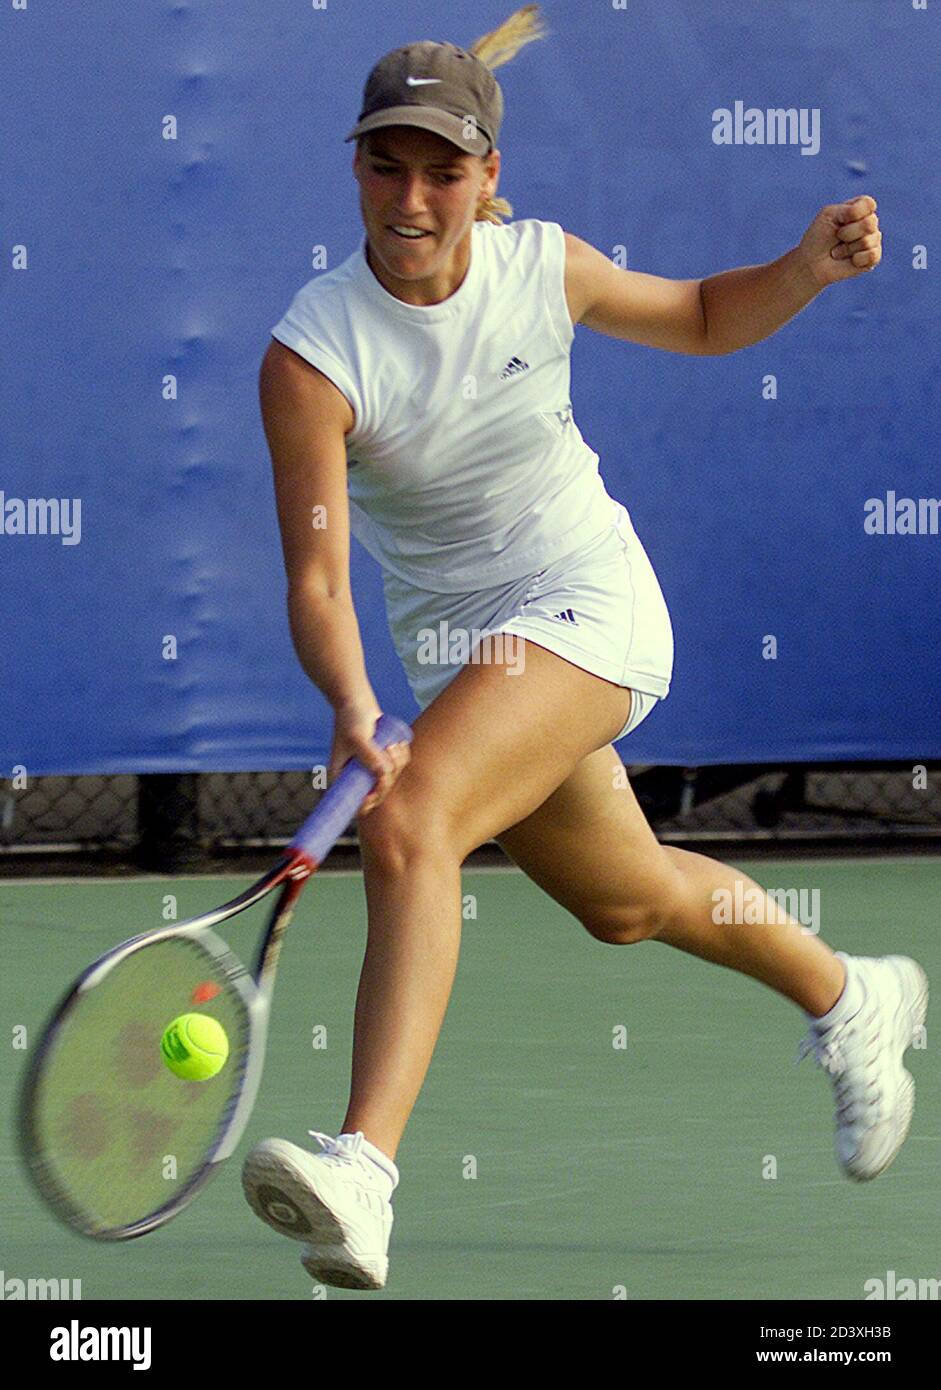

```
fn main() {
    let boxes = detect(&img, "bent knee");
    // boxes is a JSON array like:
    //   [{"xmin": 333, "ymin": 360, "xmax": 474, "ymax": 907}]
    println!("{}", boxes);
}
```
[
  {"xmin": 580, "ymin": 871, "xmax": 686, "ymax": 945},
  {"xmin": 357, "ymin": 785, "xmax": 457, "ymax": 875}
]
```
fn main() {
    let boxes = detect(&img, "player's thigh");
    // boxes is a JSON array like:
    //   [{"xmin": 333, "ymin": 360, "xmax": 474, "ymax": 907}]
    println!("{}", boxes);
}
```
[
  {"xmin": 495, "ymin": 742, "xmax": 685, "ymax": 942},
  {"xmin": 358, "ymin": 639, "xmax": 633, "ymax": 864}
]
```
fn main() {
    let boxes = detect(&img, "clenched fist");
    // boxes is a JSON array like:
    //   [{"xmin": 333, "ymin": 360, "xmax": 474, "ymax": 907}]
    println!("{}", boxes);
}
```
[{"xmin": 798, "ymin": 195, "xmax": 883, "ymax": 288}]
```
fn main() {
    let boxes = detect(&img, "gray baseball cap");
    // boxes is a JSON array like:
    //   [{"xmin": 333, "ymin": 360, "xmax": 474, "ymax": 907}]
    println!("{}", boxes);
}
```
[{"xmin": 345, "ymin": 41, "xmax": 503, "ymax": 156}]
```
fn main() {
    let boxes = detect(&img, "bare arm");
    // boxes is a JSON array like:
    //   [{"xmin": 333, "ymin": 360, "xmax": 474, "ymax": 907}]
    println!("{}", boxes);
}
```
[
  {"xmin": 563, "ymin": 231, "xmax": 710, "ymax": 355},
  {"xmin": 698, "ymin": 248, "xmax": 824, "ymax": 356},
  {"xmin": 260, "ymin": 340, "xmax": 408, "ymax": 802},
  {"xmin": 699, "ymin": 197, "xmax": 882, "ymax": 354},
  {"xmin": 260, "ymin": 340, "xmax": 370, "ymax": 706},
  {"xmin": 563, "ymin": 229, "xmax": 827, "ymax": 358}
]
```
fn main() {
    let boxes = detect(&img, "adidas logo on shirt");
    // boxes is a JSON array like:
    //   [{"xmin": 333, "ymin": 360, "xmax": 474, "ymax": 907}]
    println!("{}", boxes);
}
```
[
  {"xmin": 551, "ymin": 608, "xmax": 579, "ymax": 626},
  {"xmin": 499, "ymin": 356, "xmax": 530, "ymax": 380}
]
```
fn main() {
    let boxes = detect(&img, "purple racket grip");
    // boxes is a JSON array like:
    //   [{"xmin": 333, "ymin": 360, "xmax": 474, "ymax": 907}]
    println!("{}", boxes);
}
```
[{"xmin": 287, "ymin": 713, "xmax": 413, "ymax": 864}]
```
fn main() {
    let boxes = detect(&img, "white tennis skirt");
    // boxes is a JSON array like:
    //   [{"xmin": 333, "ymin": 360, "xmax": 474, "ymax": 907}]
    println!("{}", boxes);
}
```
[{"xmin": 381, "ymin": 501, "xmax": 674, "ymax": 742}]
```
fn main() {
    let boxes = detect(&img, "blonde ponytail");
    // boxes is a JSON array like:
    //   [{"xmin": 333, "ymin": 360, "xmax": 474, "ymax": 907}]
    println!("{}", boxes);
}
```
[
  {"xmin": 476, "ymin": 193, "xmax": 513, "ymax": 225},
  {"xmin": 470, "ymin": 3, "xmax": 547, "ymax": 71},
  {"xmin": 470, "ymin": 5, "xmax": 547, "ymax": 223}
]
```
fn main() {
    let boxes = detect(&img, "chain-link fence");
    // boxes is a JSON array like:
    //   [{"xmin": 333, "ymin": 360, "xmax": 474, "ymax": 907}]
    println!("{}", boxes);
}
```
[{"xmin": 2, "ymin": 763, "xmax": 939, "ymax": 873}]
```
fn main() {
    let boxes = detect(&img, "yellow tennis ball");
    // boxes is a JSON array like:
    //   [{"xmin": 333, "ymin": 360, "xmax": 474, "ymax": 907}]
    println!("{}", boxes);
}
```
[{"xmin": 160, "ymin": 1013, "xmax": 229, "ymax": 1081}]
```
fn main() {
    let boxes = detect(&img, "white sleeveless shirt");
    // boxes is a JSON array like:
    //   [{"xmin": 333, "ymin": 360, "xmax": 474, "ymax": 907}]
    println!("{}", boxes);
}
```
[{"xmin": 270, "ymin": 218, "xmax": 617, "ymax": 593}]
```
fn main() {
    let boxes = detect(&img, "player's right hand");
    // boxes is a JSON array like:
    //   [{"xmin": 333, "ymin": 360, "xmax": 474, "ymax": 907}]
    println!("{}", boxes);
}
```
[{"xmin": 329, "ymin": 701, "xmax": 411, "ymax": 816}]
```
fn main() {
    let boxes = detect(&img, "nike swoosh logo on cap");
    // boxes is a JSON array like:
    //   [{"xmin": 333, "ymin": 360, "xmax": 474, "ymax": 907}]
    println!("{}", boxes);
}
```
[{"xmin": 406, "ymin": 76, "xmax": 442, "ymax": 86}]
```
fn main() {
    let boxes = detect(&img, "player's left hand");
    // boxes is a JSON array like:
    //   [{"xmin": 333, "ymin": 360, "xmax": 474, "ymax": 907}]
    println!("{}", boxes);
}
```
[{"xmin": 797, "ymin": 196, "xmax": 882, "ymax": 287}]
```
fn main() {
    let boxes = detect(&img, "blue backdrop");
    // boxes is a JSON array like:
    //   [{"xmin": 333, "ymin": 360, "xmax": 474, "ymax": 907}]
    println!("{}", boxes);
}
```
[{"xmin": 2, "ymin": 0, "xmax": 938, "ymax": 774}]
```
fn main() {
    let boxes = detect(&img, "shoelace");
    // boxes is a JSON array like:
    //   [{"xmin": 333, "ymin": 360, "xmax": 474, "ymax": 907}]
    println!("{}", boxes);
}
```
[
  {"xmin": 797, "ymin": 1015, "xmax": 883, "ymax": 1125},
  {"xmin": 308, "ymin": 1129, "xmax": 365, "ymax": 1165},
  {"xmin": 307, "ymin": 1130, "xmax": 391, "ymax": 1216}
]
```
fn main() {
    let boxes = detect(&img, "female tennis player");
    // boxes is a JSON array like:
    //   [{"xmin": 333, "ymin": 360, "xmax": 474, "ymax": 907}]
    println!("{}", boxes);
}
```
[{"xmin": 242, "ymin": 6, "xmax": 925, "ymax": 1291}]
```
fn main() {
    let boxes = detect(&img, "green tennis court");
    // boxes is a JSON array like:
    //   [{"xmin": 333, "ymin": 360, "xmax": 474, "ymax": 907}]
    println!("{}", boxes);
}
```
[{"xmin": 4, "ymin": 855, "xmax": 938, "ymax": 1301}]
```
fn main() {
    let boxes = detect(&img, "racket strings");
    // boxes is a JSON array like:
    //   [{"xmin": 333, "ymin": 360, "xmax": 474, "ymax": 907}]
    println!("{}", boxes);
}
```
[{"xmin": 25, "ymin": 936, "xmax": 250, "ymax": 1235}]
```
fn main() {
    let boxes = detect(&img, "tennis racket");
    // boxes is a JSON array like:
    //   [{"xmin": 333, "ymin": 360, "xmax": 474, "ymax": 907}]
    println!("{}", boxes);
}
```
[{"xmin": 18, "ymin": 713, "xmax": 412, "ymax": 1241}]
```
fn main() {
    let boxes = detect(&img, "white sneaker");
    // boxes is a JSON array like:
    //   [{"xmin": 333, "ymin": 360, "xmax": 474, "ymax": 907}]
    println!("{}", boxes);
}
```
[
  {"xmin": 241, "ymin": 1130, "xmax": 397, "ymax": 1290},
  {"xmin": 798, "ymin": 953, "xmax": 928, "ymax": 1181}
]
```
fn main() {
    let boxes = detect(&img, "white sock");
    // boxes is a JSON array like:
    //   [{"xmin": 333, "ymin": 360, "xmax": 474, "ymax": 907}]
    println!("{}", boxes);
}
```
[{"xmin": 808, "ymin": 951, "xmax": 864, "ymax": 1030}]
